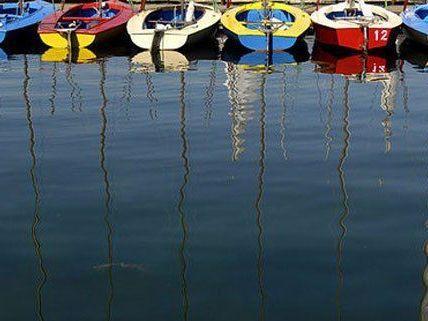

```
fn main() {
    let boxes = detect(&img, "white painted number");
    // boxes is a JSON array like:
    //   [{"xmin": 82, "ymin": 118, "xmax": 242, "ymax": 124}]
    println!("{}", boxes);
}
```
[
  {"xmin": 372, "ymin": 64, "xmax": 386, "ymax": 73},
  {"xmin": 374, "ymin": 30, "xmax": 388, "ymax": 42}
]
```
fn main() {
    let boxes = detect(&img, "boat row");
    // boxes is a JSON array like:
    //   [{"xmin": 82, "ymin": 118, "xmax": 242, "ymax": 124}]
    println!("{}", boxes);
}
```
[{"xmin": 2, "ymin": 0, "xmax": 428, "ymax": 52}]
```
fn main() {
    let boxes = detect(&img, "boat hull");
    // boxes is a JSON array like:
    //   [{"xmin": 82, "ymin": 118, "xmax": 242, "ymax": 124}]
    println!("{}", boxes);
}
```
[
  {"xmin": 312, "ymin": 23, "xmax": 400, "ymax": 51},
  {"xmin": 39, "ymin": 23, "xmax": 125, "ymax": 48},
  {"xmin": 127, "ymin": 4, "xmax": 221, "ymax": 50},
  {"xmin": 224, "ymin": 29, "xmax": 299, "ymax": 51},
  {"xmin": 402, "ymin": 25, "xmax": 428, "ymax": 46},
  {"xmin": 311, "ymin": 2, "xmax": 402, "ymax": 51},
  {"xmin": 38, "ymin": 1, "xmax": 133, "ymax": 48},
  {"xmin": 401, "ymin": 5, "xmax": 428, "ymax": 46}
]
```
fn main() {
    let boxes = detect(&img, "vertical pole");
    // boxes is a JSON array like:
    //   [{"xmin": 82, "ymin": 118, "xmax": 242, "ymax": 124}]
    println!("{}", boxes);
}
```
[
  {"xmin": 403, "ymin": 0, "xmax": 408, "ymax": 11},
  {"xmin": 140, "ymin": 0, "xmax": 146, "ymax": 11}
]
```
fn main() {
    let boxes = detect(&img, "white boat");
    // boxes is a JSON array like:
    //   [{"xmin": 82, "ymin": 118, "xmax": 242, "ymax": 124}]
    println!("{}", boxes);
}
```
[{"xmin": 126, "ymin": 1, "xmax": 221, "ymax": 50}]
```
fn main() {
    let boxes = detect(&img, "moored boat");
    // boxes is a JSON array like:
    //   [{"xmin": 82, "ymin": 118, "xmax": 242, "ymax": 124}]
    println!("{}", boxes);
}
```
[
  {"xmin": 311, "ymin": 0, "xmax": 401, "ymax": 51},
  {"xmin": 221, "ymin": 1, "xmax": 310, "ymax": 51},
  {"xmin": 126, "ymin": 1, "xmax": 221, "ymax": 50},
  {"xmin": 38, "ymin": 0, "xmax": 134, "ymax": 48},
  {"xmin": 401, "ymin": 2, "xmax": 428, "ymax": 46},
  {"xmin": 0, "ymin": 0, "xmax": 55, "ymax": 45}
]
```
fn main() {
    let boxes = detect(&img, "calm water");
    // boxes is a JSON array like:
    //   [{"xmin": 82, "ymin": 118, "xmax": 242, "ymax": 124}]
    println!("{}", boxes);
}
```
[{"xmin": 1, "ymin": 36, "xmax": 428, "ymax": 321}]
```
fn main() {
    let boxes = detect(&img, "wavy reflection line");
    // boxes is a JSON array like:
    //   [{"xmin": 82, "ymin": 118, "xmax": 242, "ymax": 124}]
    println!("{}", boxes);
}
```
[
  {"xmin": 380, "ymin": 72, "xmax": 398, "ymax": 154},
  {"xmin": 144, "ymin": 71, "xmax": 158, "ymax": 120},
  {"xmin": 324, "ymin": 75, "xmax": 334, "ymax": 161},
  {"xmin": 227, "ymin": 63, "xmax": 244, "ymax": 161},
  {"xmin": 25, "ymin": 55, "xmax": 48, "ymax": 321},
  {"xmin": 203, "ymin": 61, "xmax": 217, "ymax": 126},
  {"xmin": 178, "ymin": 71, "xmax": 190, "ymax": 321},
  {"xmin": 65, "ymin": 57, "xmax": 83, "ymax": 112},
  {"xmin": 98, "ymin": 59, "xmax": 114, "ymax": 321},
  {"xmin": 420, "ymin": 241, "xmax": 428, "ymax": 321},
  {"xmin": 256, "ymin": 74, "xmax": 267, "ymax": 321},
  {"xmin": 280, "ymin": 65, "xmax": 288, "ymax": 160},
  {"xmin": 49, "ymin": 62, "xmax": 57, "ymax": 115},
  {"xmin": 399, "ymin": 60, "xmax": 410, "ymax": 132},
  {"xmin": 120, "ymin": 56, "xmax": 133, "ymax": 118},
  {"xmin": 336, "ymin": 78, "xmax": 351, "ymax": 321},
  {"xmin": 225, "ymin": 62, "xmax": 254, "ymax": 161}
]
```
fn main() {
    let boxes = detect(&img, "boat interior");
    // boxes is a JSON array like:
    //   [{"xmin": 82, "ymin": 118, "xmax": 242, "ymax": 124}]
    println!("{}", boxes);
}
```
[
  {"xmin": 0, "ymin": 3, "xmax": 38, "ymax": 18},
  {"xmin": 144, "ymin": 6, "xmax": 205, "ymax": 29},
  {"xmin": 236, "ymin": 9, "xmax": 294, "ymax": 30},
  {"xmin": 414, "ymin": 7, "xmax": 428, "ymax": 21},
  {"xmin": 55, "ymin": 4, "xmax": 118, "ymax": 30},
  {"xmin": 323, "ymin": 1, "xmax": 387, "ymax": 22}
]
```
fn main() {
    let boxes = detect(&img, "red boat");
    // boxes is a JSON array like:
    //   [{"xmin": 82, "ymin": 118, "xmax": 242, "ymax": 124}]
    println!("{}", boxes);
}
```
[
  {"xmin": 310, "ymin": 0, "xmax": 402, "ymax": 51},
  {"xmin": 38, "ymin": 0, "xmax": 134, "ymax": 48}
]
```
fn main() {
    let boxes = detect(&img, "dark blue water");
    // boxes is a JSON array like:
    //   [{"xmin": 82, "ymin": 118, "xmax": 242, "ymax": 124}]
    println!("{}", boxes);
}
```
[{"xmin": 0, "ymin": 36, "xmax": 427, "ymax": 321}]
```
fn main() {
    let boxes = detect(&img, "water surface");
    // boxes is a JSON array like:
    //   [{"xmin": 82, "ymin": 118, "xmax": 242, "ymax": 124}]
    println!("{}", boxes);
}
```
[{"xmin": 0, "ymin": 36, "xmax": 427, "ymax": 321}]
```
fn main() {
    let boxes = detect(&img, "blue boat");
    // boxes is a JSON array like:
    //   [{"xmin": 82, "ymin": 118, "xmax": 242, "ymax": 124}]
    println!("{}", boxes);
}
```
[
  {"xmin": 401, "ymin": 4, "xmax": 428, "ymax": 46},
  {"xmin": 0, "ymin": 0, "xmax": 55, "ymax": 45}
]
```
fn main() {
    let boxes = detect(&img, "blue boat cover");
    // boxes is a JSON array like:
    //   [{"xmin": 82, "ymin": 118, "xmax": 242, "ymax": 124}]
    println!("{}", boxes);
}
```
[
  {"xmin": 0, "ymin": 0, "xmax": 55, "ymax": 43},
  {"xmin": 401, "ymin": 4, "xmax": 428, "ymax": 35}
]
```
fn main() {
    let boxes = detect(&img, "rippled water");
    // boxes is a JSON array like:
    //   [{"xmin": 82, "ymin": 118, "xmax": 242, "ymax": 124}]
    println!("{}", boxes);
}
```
[{"xmin": 1, "ymin": 36, "xmax": 428, "ymax": 321}]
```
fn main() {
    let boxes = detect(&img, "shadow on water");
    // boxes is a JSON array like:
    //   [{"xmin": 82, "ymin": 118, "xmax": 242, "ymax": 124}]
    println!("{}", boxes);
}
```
[
  {"xmin": 399, "ymin": 39, "xmax": 428, "ymax": 72},
  {"xmin": 98, "ymin": 59, "xmax": 114, "ymax": 321},
  {"xmin": 178, "ymin": 71, "xmax": 190, "ymax": 321},
  {"xmin": 24, "ymin": 54, "xmax": 48, "ymax": 321},
  {"xmin": 335, "ymin": 78, "xmax": 351, "ymax": 321},
  {"xmin": 255, "ymin": 73, "xmax": 267, "ymax": 321}
]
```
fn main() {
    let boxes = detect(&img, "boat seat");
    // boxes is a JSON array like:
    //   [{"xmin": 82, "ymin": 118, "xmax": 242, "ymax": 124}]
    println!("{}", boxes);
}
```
[
  {"xmin": 61, "ymin": 16, "xmax": 108, "ymax": 22},
  {"xmin": 0, "ymin": 14, "xmax": 21, "ymax": 19}
]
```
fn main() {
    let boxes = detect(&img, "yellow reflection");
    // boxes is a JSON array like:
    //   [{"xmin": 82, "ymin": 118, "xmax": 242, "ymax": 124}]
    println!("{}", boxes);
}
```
[
  {"xmin": 131, "ymin": 51, "xmax": 190, "ymax": 73},
  {"xmin": 41, "ymin": 48, "xmax": 97, "ymax": 64}
]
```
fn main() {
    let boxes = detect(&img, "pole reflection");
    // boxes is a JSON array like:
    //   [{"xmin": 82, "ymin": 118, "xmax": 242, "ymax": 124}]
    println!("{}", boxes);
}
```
[
  {"xmin": 256, "ymin": 74, "xmax": 267, "ymax": 321},
  {"xmin": 203, "ymin": 61, "xmax": 217, "ymax": 126},
  {"xmin": 24, "ymin": 55, "xmax": 48, "ymax": 321},
  {"xmin": 336, "ymin": 78, "xmax": 351, "ymax": 321},
  {"xmin": 178, "ymin": 71, "xmax": 190, "ymax": 321},
  {"xmin": 49, "ymin": 62, "xmax": 57, "ymax": 115},
  {"xmin": 98, "ymin": 59, "xmax": 114, "ymax": 321}
]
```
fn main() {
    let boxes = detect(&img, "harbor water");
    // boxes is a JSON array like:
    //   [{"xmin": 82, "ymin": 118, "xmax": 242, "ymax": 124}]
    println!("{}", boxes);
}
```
[{"xmin": 1, "ymin": 36, "xmax": 428, "ymax": 320}]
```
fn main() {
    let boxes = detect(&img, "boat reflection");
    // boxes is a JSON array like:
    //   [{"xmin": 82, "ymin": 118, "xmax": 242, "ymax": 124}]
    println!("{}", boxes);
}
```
[
  {"xmin": 223, "ymin": 48, "xmax": 304, "ymax": 160},
  {"xmin": 222, "ymin": 42, "xmax": 310, "ymax": 74},
  {"xmin": 131, "ymin": 44, "xmax": 219, "ymax": 73},
  {"xmin": 132, "ymin": 51, "xmax": 194, "ymax": 73},
  {"xmin": 41, "ymin": 48, "xmax": 98, "ymax": 64},
  {"xmin": 312, "ymin": 46, "xmax": 399, "ymax": 153},
  {"xmin": 312, "ymin": 46, "xmax": 397, "ymax": 82}
]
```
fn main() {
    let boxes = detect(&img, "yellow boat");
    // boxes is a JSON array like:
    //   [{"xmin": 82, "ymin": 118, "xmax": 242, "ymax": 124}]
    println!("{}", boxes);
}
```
[{"xmin": 221, "ymin": 1, "xmax": 310, "ymax": 51}]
